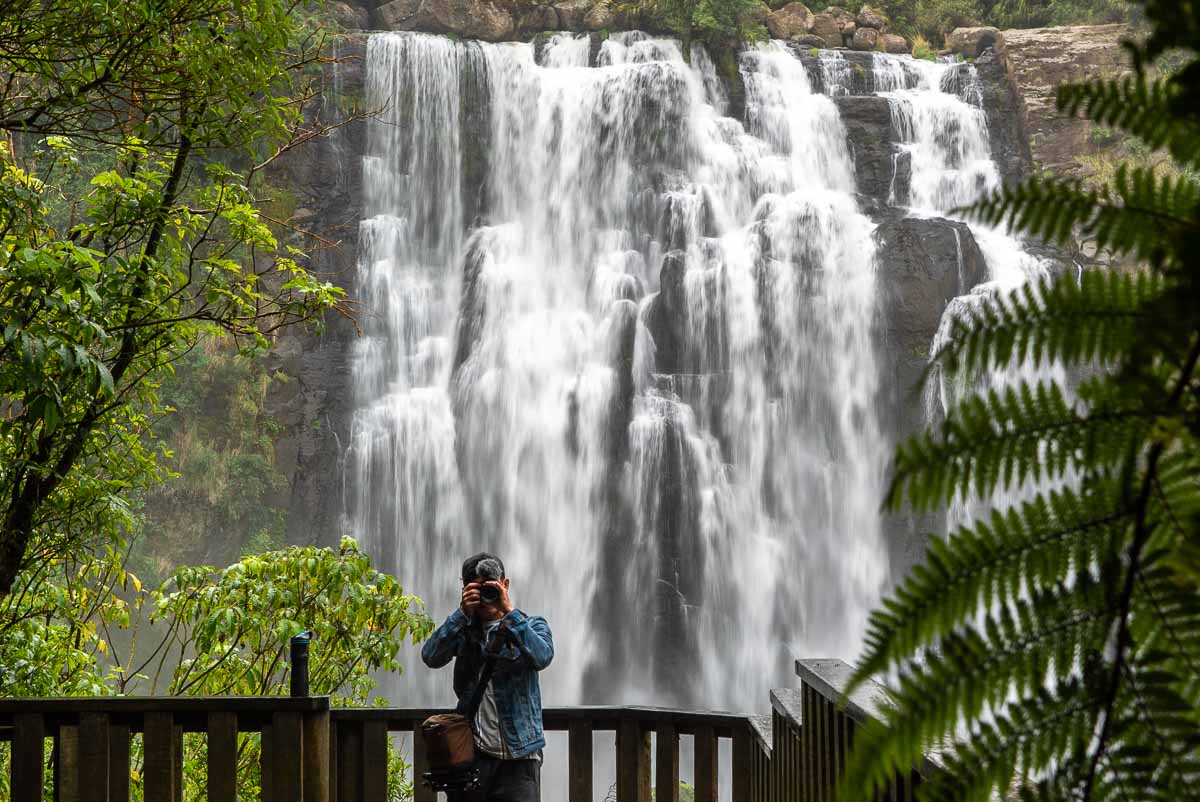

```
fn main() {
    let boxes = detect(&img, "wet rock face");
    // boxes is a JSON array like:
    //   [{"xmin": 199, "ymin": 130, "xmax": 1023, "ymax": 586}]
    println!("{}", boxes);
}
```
[
  {"xmin": 876, "ymin": 217, "xmax": 989, "ymax": 351},
  {"xmin": 261, "ymin": 34, "xmax": 371, "ymax": 547},
  {"xmin": 835, "ymin": 95, "xmax": 905, "ymax": 207}
]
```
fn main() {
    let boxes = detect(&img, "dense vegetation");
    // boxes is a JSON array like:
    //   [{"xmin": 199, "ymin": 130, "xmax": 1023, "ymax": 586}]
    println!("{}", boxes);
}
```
[
  {"xmin": 0, "ymin": 0, "xmax": 345, "ymax": 600},
  {"xmin": 0, "ymin": 539, "xmax": 432, "ymax": 798},
  {"xmin": 869, "ymin": 0, "xmax": 1137, "ymax": 41},
  {"xmin": 844, "ymin": 0, "xmax": 1200, "ymax": 799}
]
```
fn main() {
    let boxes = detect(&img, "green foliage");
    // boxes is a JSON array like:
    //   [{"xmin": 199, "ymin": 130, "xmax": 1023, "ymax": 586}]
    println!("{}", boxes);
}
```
[
  {"xmin": 0, "ymin": 0, "xmax": 344, "ymax": 599},
  {"xmin": 842, "ymin": 2, "xmax": 1200, "ymax": 801},
  {"xmin": 144, "ymin": 340, "xmax": 291, "ymax": 568},
  {"xmin": 651, "ymin": 0, "xmax": 764, "ymax": 51},
  {"xmin": 0, "ymin": 538, "xmax": 433, "ymax": 799}
]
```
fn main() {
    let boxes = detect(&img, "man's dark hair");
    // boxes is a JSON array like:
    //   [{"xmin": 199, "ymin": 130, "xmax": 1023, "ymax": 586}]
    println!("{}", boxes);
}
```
[{"xmin": 461, "ymin": 551, "xmax": 505, "ymax": 582}]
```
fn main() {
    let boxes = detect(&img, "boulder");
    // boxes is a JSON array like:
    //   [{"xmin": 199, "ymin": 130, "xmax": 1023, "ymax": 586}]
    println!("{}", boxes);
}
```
[
  {"xmin": 881, "ymin": 32, "xmax": 909, "ymax": 53},
  {"xmin": 811, "ymin": 6, "xmax": 856, "ymax": 47},
  {"xmin": 851, "ymin": 26, "xmax": 878, "ymax": 50},
  {"xmin": 855, "ymin": 4, "xmax": 888, "ymax": 31},
  {"xmin": 329, "ymin": 1, "xmax": 369, "ymax": 29},
  {"xmin": 766, "ymin": 2, "xmax": 815, "ymax": 40},
  {"xmin": 946, "ymin": 26, "xmax": 1003, "ymax": 58},
  {"xmin": 376, "ymin": 0, "xmax": 515, "ymax": 40},
  {"xmin": 553, "ymin": 0, "xmax": 592, "ymax": 29}
]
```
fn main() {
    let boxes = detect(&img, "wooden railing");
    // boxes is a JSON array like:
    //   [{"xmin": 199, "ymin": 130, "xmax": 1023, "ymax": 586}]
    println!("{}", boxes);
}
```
[{"xmin": 0, "ymin": 659, "xmax": 934, "ymax": 801}]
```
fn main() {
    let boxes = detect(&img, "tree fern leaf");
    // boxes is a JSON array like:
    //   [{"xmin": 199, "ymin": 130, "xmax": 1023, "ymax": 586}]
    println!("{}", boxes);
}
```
[{"xmin": 857, "ymin": 483, "xmax": 1130, "ymax": 680}]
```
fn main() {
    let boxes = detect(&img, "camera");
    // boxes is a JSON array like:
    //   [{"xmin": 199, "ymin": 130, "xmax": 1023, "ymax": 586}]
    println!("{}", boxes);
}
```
[{"xmin": 475, "ymin": 557, "xmax": 503, "ymax": 605}]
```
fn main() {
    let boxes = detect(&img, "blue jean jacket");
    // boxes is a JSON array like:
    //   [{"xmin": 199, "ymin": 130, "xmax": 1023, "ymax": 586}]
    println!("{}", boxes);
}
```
[{"xmin": 421, "ymin": 608, "xmax": 554, "ymax": 759}]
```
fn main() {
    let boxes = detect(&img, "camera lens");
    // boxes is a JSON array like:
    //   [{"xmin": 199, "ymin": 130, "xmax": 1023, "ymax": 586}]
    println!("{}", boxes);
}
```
[{"xmin": 479, "ymin": 583, "xmax": 500, "ymax": 604}]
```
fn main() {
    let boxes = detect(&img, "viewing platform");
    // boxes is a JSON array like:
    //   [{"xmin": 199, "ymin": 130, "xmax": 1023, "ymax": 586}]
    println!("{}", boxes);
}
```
[{"xmin": 0, "ymin": 659, "xmax": 931, "ymax": 802}]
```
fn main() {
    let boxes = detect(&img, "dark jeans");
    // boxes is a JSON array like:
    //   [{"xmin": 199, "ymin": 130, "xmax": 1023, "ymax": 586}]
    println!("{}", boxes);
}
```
[{"xmin": 449, "ymin": 754, "xmax": 541, "ymax": 802}]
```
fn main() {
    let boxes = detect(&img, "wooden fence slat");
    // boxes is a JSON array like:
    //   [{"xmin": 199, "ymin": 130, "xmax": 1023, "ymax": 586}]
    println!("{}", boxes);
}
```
[
  {"xmin": 206, "ymin": 712, "xmax": 239, "ymax": 802},
  {"xmin": 335, "ymin": 722, "xmax": 362, "ymax": 802},
  {"xmin": 732, "ymin": 723, "xmax": 752, "ymax": 802},
  {"xmin": 411, "ymin": 721, "xmax": 434, "ymax": 802},
  {"xmin": 12, "ymin": 714, "xmax": 45, "ymax": 802},
  {"xmin": 303, "ymin": 711, "xmax": 331, "ymax": 802},
  {"xmin": 261, "ymin": 724, "xmax": 274, "ymax": 802},
  {"xmin": 143, "ymin": 714, "xmax": 174, "ymax": 802},
  {"xmin": 615, "ymin": 719, "xmax": 649, "ymax": 802},
  {"xmin": 654, "ymin": 723, "xmax": 679, "ymax": 802},
  {"xmin": 108, "ymin": 723, "xmax": 129, "ymax": 802},
  {"xmin": 55, "ymin": 724, "xmax": 79, "ymax": 802},
  {"xmin": 272, "ymin": 712, "xmax": 304, "ymax": 802},
  {"xmin": 361, "ymin": 720, "xmax": 388, "ymax": 802},
  {"xmin": 694, "ymin": 724, "xmax": 717, "ymax": 802},
  {"xmin": 79, "ymin": 714, "xmax": 109, "ymax": 802},
  {"xmin": 568, "ymin": 720, "xmax": 593, "ymax": 802}
]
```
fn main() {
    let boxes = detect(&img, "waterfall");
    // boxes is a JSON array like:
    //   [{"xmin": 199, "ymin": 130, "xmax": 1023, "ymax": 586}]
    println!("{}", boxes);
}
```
[
  {"xmin": 872, "ymin": 52, "xmax": 1061, "ymax": 529},
  {"xmin": 343, "ymin": 32, "xmax": 891, "ymax": 712}
]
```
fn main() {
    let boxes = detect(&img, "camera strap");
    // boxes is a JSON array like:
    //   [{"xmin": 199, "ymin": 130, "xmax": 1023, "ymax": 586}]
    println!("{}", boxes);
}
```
[{"xmin": 458, "ymin": 621, "xmax": 507, "ymax": 721}]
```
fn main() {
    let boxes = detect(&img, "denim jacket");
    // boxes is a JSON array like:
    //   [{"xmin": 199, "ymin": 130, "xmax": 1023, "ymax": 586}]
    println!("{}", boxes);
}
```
[{"xmin": 420, "ymin": 608, "xmax": 554, "ymax": 759}]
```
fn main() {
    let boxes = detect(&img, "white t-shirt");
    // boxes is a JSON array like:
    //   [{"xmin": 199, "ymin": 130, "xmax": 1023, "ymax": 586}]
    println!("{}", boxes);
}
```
[{"xmin": 474, "ymin": 619, "xmax": 508, "ymax": 758}]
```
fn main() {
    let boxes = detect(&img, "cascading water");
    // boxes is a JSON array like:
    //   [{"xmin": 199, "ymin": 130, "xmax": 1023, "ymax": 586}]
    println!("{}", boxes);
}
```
[
  {"xmin": 870, "ymin": 51, "xmax": 1063, "ymax": 528},
  {"xmin": 343, "ymin": 31, "xmax": 889, "ymax": 714}
]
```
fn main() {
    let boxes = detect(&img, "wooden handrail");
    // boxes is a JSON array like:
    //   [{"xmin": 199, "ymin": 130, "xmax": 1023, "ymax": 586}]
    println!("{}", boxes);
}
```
[{"xmin": 0, "ymin": 658, "xmax": 938, "ymax": 802}]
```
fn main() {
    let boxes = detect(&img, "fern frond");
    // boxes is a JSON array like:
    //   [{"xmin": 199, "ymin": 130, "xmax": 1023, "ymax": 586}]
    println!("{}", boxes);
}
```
[
  {"xmin": 1058, "ymin": 75, "xmax": 1200, "ymax": 171},
  {"xmin": 876, "ymin": 577, "xmax": 1114, "ymax": 767},
  {"xmin": 858, "ymin": 482, "xmax": 1130, "ymax": 680},
  {"xmin": 914, "ymin": 682, "xmax": 1093, "ymax": 802},
  {"xmin": 887, "ymin": 380, "xmax": 1152, "ymax": 511},
  {"xmin": 957, "ymin": 178, "xmax": 1101, "ymax": 246},
  {"xmin": 961, "ymin": 171, "xmax": 1197, "ymax": 266},
  {"xmin": 927, "ymin": 270, "xmax": 1162, "ymax": 379}
]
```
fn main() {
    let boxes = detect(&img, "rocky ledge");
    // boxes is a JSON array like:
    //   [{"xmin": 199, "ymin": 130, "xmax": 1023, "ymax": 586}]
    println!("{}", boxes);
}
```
[{"xmin": 333, "ymin": 0, "xmax": 913, "ymax": 53}]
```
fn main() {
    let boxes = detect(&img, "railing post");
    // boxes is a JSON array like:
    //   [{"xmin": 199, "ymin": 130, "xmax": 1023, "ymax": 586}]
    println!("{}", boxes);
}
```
[
  {"xmin": 335, "ymin": 720, "xmax": 362, "ymax": 802},
  {"xmin": 53, "ymin": 724, "xmax": 79, "ymax": 802},
  {"xmin": 207, "ymin": 712, "xmax": 239, "ymax": 802},
  {"xmin": 361, "ymin": 719, "xmax": 388, "ymax": 802},
  {"xmin": 303, "ymin": 709, "xmax": 331, "ymax": 802},
  {"xmin": 143, "ymin": 713, "xmax": 175, "ymax": 802},
  {"xmin": 411, "ymin": 720, "xmax": 434, "ymax": 802},
  {"xmin": 732, "ymin": 722, "xmax": 753, "ymax": 802},
  {"xmin": 12, "ymin": 713, "xmax": 45, "ymax": 802},
  {"xmin": 615, "ymin": 718, "xmax": 649, "ymax": 802},
  {"xmin": 694, "ymin": 724, "xmax": 717, "ymax": 802},
  {"xmin": 109, "ymin": 722, "xmax": 130, "ymax": 802},
  {"xmin": 78, "ymin": 713, "xmax": 109, "ymax": 802},
  {"xmin": 272, "ymin": 712, "xmax": 304, "ymax": 802},
  {"xmin": 568, "ymin": 720, "xmax": 593, "ymax": 802},
  {"xmin": 654, "ymin": 723, "xmax": 679, "ymax": 802}
]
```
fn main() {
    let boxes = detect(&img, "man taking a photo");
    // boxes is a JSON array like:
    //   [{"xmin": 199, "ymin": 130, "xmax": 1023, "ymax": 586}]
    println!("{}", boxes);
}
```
[{"xmin": 422, "ymin": 552, "xmax": 554, "ymax": 802}]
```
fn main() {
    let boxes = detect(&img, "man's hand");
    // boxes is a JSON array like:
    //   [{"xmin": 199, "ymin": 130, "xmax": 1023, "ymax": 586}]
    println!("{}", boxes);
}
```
[
  {"xmin": 483, "ymin": 580, "xmax": 513, "ymax": 616},
  {"xmin": 460, "ymin": 582, "xmax": 482, "ymax": 617}
]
